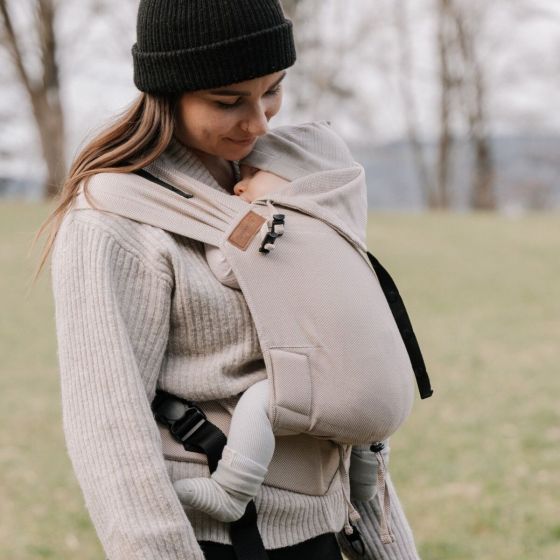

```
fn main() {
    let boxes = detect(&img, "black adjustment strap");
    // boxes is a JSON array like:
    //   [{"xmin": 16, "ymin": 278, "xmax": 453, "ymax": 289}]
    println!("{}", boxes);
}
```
[
  {"xmin": 131, "ymin": 168, "xmax": 194, "ymax": 199},
  {"xmin": 230, "ymin": 501, "xmax": 268, "ymax": 559},
  {"xmin": 366, "ymin": 251, "xmax": 434, "ymax": 399},
  {"xmin": 151, "ymin": 390, "xmax": 269, "ymax": 559},
  {"xmin": 179, "ymin": 422, "xmax": 227, "ymax": 473}
]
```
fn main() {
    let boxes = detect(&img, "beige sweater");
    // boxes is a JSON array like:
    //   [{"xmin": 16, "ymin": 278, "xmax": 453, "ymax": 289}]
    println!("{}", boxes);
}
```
[{"xmin": 51, "ymin": 137, "xmax": 420, "ymax": 559}]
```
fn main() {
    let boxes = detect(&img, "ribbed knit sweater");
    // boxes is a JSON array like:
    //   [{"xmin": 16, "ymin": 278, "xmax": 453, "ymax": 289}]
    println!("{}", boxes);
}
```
[{"xmin": 50, "ymin": 137, "xmax": 420, "ymax": 560}]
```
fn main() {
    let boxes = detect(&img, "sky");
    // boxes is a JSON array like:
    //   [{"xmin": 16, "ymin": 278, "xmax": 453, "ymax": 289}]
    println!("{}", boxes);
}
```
[{"xmin": 0, "ymin": 0, "xmax": 558, "ymax": 178}]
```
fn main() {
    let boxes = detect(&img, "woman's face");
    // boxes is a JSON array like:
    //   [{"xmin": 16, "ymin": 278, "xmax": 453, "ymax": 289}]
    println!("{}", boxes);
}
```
[{"xmin": 174, "ymin": 71, "xmax": 286, "ymax": 161}]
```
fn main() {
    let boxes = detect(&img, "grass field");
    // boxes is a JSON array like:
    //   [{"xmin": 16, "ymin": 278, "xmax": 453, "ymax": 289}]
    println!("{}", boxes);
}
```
[{"xmin": 1, "ymin": 202, "xmax": 559, "ymax": 559}]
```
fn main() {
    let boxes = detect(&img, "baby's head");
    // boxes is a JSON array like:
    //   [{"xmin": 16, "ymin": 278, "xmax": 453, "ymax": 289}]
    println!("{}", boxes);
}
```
[
  {"xmin": 234, "ymin": 121, "xmax": 355, "ymax": 202},
  {"xmin": 233, "ymin": 164, "xmax": 290, "ymax": 202}
]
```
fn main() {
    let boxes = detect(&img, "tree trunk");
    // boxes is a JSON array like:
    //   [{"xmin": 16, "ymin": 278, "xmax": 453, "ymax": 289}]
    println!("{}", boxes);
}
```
[
  {"xmin": 280, "ymin": 0, "xmax": 301, "ymax": 19},
  {"xmin": 394, "ymin": 0, "xmax": 436, "ymax": 209},
  {"xmin": 30, "ymin": 90, "xmax": 67, "ymax": 198},
  {"xmin": 0, "ymin": 0, "xmax": 67, "ymax": 199},
  {"xmin": 451, "ymin": 2, "xmax": 496, "ymax": 211},
  {"xmin": 436, "ymin": 0, "xmax": 455, "ymax": 210},
  {"xmin": 470, "ymin": 132, "xmax": 495, "ymax": 210},
  {"xmin": 469, "ymin": 67, "xmax": 496, "ymax": 210}
]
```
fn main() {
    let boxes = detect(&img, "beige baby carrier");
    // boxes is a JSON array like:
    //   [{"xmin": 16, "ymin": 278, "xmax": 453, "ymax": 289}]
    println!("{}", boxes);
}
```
[
  {"xmin": 72, "ymin": 122, "xmax": 433, "ymax": 554},
  {"xmin": 72, "ymin": 129, "xmax": 433, "ymax": 447}
]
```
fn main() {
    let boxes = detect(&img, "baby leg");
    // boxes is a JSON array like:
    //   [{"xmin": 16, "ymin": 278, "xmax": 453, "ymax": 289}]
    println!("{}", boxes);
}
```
[{"xmin": 173, "ymin": 379, "xmax": 274, "ymax": 522}]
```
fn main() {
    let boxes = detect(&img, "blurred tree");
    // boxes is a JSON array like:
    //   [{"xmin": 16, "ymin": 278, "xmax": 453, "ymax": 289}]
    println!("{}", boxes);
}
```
[
  {"xmin": 279, "ymin": 0, "xmax": 378, "ymax": 138},
  {"xmin": 434, "ymin": 0, "xmax": 456, "ymax": 210},
  {"xmin": 394, "ymin": 0, "xmax": 437, "ymax": 208},
  {"xmin": 393, "ymin": 0, "xmax": 499, "ymax": 211},
  {"xmin": 0, "ymin": 0, "xmax": 66, "ymax": 198},
  {"xmin": 450, "ymin": 1, "xmax": 497, "ymax": 211},
  {"xmin": 0, "ymin": 0, "xmax": 139, "ymax": 199}
]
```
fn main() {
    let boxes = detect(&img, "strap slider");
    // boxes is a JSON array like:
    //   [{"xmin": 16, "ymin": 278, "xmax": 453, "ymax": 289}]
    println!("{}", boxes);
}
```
[
  {"xmin": 170, "ymin": 408, "xmax": 207, "ymax": 443},
  {"xmin": 259, "ymin": 230, "xmax": 280, "ymax": 253},
  {"xmin": 151, "ymin": 389, "xmax": 207, "ymax": 443}
]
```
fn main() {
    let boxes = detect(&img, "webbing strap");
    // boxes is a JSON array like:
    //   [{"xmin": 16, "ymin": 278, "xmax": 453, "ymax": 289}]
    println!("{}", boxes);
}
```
[
  {"xmin": 131, "ymin": 168, "xmax": 194, "ymax": 200},
  {"xmin": 152, "ymin": 390, "xmax": 269, "ymax": 560},
  {"xmin": 366, "ymin": 251, "xmax": 434, "ymax": 399}
]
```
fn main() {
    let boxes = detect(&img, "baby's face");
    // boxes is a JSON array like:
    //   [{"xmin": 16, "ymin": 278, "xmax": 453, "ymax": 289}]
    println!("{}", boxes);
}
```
[{"xmin": 233, "ymin": 164, "xmax": 290, "ymax": 202}]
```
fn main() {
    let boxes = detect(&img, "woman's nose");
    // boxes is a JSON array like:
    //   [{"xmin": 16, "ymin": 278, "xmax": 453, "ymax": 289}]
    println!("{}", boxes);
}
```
[{"xmin": 242, "ymin": 105, "xmax": 269, "ymax": 137}]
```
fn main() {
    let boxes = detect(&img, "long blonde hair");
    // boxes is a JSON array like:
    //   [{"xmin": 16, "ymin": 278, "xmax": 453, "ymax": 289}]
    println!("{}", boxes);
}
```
[{"xmin": 29, "ymin": 92, "xmax": 179, "ymax": 287}]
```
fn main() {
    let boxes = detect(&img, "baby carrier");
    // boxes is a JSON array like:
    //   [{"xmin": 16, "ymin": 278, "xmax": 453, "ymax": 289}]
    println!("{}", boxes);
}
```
[{"xmin": 73, "ymin": 155, "xmax": 433, "ymax": 558}]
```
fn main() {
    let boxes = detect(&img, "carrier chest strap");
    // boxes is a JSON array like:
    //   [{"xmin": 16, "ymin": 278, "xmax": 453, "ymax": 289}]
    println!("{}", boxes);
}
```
[{"xmin": 152, "ymin": 390, "xmax": 269, "ymax": 560}]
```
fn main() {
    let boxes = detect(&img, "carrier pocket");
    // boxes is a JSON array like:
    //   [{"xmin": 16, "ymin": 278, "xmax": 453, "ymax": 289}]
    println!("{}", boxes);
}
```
[{"xmin": 267, "ymin": 346, "xmax": 318, "ymax": 434}]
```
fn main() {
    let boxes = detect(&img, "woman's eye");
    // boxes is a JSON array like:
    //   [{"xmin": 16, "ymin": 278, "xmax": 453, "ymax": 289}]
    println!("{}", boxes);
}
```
[
  {"xmin": 266, "ymin": 86, "xmax": 281, "ymax": 97},
  {"xmin": 216, "ymin": 100, "xmax": 241, "ymax": 110},
  {"xmin": 215, "ymin": 87, "xmax": 281, "ymax": 110}
]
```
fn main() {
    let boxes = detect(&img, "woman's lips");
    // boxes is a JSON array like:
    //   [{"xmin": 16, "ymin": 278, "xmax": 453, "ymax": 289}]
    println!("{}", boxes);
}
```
[{"xmin": 228, "ymin": 137, "xmax": 256, "ymax": 146}]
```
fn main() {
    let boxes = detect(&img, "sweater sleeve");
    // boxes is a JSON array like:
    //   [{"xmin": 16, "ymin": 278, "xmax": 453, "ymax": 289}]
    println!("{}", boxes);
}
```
[
  {"xmin": 51, "ymin": 216, "xmax": 205, "ymax": 560},
  {"xmin": 337, "ymin": 439, "xmax": 421, "ymax": 560}
]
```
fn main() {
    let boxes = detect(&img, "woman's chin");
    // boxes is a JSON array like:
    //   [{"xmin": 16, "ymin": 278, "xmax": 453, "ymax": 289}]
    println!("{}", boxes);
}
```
[{"xmin": 224, "ymin": 140, "xmax": 256, "ymax": 160}]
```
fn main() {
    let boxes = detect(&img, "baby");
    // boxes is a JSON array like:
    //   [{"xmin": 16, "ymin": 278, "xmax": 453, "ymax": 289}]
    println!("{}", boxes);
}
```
[
  {"xmin": 202, "ymin": 162, "xmax": 291, "ymax": 289},
  {"xmin": 173, "ymin": 122, "xmax": 381, "ymax": 522}
]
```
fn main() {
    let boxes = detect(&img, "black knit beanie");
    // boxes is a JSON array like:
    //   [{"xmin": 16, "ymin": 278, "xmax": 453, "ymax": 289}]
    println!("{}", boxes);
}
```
[{"xmin": 132, "ymin": 0, "xmax": 297, "ymax": 94}]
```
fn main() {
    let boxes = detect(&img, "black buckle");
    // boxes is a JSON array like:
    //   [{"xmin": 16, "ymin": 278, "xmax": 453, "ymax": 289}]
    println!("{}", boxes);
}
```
[
  {"xmin": 259, "ymin": 230, "xmax": 279, "ymax": 254},
  {"xmin": 344, "ymin": 522, "xmax": 366, "ymax": 556},
  {"xmin": 259, "ymin": 213, "xmax": 285, "ymax": 254},
  {"xmin": 370, "ymin": 441, "xmax": 385, "ymax": 453},
  {"xmin": 152, "ymin": 389, "xmax": 207, "ymax": 444}
]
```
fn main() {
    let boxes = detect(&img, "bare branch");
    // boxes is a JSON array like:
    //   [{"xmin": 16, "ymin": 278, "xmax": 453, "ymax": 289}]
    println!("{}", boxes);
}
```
[{"xmin": 0, "ymin": 0, "xmax": 35, "ymax": 97}]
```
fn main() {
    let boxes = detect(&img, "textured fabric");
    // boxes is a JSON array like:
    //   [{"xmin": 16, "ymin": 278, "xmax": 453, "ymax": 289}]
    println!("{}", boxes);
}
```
[
  {"xmin": 51, "ymin": 135, "xmax": 421, "ymax": 559},
  {"xmin": 72, "ymin": 122, "xmax": 416, "ymax": 446},
  {"xmin": 338, "ymin": 475, "xmax": 421, "ymax": 560},
  {"xmin": 205, "ymin": 243, "xmax": 241, "ymax": 290},
  {"xmin": 199, "ymin": 532, "xmax": 343, "ymax": 560},
  {"xmin": 132, "ymin": 0, "xmax": 296, "ymax": 93},
  {"xmin": 240, "ymin": 120, "xmax": 355, "ymax": 181}
]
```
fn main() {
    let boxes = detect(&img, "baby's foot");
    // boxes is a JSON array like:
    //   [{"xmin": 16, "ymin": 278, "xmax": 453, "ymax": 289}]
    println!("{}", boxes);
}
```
[{"xmin": 173, "ymin": 477, "xmax": 249, "ymax": 522}]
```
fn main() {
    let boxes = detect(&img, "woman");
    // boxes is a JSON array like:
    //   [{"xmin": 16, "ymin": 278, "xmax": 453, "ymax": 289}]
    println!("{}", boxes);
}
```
[{"xmin": 34, "ymin": 1, "xmax": 421, "ymax": 558}]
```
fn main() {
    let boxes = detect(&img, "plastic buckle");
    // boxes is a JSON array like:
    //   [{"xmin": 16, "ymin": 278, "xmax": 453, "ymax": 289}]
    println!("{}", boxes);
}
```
[
  {"xmin": 152, "ymin": 390, "xmax": 208, "ymax": 444},
  {"xmin": 170, "ymin": 407, "xmax": 207, "ymax": 443},
  {"xmin": 259, "ymin": 230, "xmax": 279, "ymax": 254},
  {"xmin": 271, "ymin": 214, "xmax": 285, "ymax": 236}
]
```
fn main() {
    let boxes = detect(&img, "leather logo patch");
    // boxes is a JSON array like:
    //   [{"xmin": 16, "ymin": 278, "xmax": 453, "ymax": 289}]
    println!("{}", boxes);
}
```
[{"xmin": 228, "ymin": 211, "xmax": 266, "ymax": 251}]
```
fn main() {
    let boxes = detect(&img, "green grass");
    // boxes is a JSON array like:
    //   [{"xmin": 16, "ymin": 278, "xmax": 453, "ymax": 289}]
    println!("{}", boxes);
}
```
[{"xmin": 1, "ymin": 202, "xmax": 559, "ymax": 559}]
